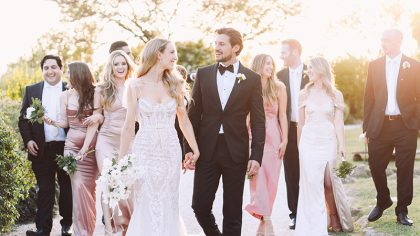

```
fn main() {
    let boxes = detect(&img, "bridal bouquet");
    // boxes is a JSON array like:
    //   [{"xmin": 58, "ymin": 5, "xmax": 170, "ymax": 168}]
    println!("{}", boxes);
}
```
[
  {"xmin": 25, "ymin": 97, "xmax": 46, "ymax": 124},
  {"xmin": 56, "ymin": 148, "xmax": 95, "ymax": 175},
  {"xmin": 96, "ymin": 154, "xmax": 139, "ymax": 215}
]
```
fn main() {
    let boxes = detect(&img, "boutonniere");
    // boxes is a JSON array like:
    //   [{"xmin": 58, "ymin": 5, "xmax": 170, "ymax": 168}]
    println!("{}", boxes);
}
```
[
  {"xmin": 402, "ymin": 61, "xmax": 411, "ymax": 69},
  {"xmin": 302, "ymin": 69, "xmax": 309, "ymax": 78},
  {"xmin": 237, "ymin": 73, "xmax": 247, "ymax": 84}
]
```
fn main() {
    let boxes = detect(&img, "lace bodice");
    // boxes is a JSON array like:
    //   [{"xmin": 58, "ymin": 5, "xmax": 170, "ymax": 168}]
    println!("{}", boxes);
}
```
[{"xmin": 137, "ymin": 98, "xmax": 177, "ymax": 131}]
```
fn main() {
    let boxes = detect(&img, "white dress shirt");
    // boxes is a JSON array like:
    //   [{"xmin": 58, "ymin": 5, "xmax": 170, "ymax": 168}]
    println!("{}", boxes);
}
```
[
  {"xmin": 289, "ymin": 63, "xmax": 303, "ymax": 122},
  {"xmin": 42, "ymin": 80, "xmax": 66, "ymax": 142},
  {"xmin": 217, "ymin": 61, "xmax": 239, "ymax": 133},
  {"xmin": 385, "ymin": 53, "xmax": 402, "ymax": 115}
]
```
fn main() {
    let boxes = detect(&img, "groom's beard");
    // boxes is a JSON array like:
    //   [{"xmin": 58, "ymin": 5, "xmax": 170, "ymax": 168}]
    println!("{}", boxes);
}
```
[{"xmin": 216, "ymin": 52, "xmax": 234, "ymax": 63}]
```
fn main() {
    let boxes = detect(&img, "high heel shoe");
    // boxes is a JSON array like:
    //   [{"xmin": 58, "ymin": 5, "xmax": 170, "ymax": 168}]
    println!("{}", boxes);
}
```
[
  {"xmin": 256, "ymin": 217, "xmax": 265, "ymax": 236},
  {"xmin": 329, "ymin": 214, "xmax": 342, "ymax": 232},
  {"xmin": 263, "ymin": 216, "xmax": 275, "ymax": 236}
]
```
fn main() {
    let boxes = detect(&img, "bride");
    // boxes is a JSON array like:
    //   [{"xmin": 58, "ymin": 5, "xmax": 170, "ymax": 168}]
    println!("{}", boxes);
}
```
[{"xmin": 119, "ymin": 38, "xmax": 200, "ymax": 236}]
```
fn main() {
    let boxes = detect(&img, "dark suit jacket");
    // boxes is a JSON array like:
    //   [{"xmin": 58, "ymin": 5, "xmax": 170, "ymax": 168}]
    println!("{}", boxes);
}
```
[
  {"xmin": 185, "ymin": 62, "xmax": 266, "ymax": 165},
  {"xmin": 18, "ymin": 81, "xmax": 67, "ymax": 161},
  {"xmin": 276, "ymin": 65, "xmax": 309, "ymax": 123},
  {"xmin": 363, "ymin": 55, "xmax": 420, "ymax": 139}
]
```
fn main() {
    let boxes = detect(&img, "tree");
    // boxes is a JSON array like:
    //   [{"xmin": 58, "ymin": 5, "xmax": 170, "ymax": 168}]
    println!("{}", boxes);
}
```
[
  {"xmin": 199, "ymin": 0, "xmax": 301, "ymax": 41},
  {"xmin": 411, "ymin": 12, "xmax": 420, "ymax": 59},
  {"xmin": 0, "ymin": 23, "xmax": 99, "ymax": 101},
  {"xmin": 51, "ymin": 0, "xmax": 301, "ymax": 43},
  {"xmin": 332, "ymin": 55, "xmax": 368, "ymax": 123},
  {"xmin": 176, "ymin": 40, "xmax": 214, "ymax": 72},
  {"xmin": 51, "ymin": 0, "xmax": 180, "ymax": 43}
]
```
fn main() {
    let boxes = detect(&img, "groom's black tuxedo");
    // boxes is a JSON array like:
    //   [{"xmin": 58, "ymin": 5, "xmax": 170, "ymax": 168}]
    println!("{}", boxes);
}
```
[
  {"xmin": 186, "ymin": 62, "xmax": 265, "ymax": 164},
  {"xmin": 18, "ymin": 81, "xmax": 72, "ymax": 232},
  {"xmin": 186, "ymin": 62, "xmax": 265, "ymax": 236},
  {"xmin": 363, "ymin": 55, "xmax": 420, "ymax": 215}
]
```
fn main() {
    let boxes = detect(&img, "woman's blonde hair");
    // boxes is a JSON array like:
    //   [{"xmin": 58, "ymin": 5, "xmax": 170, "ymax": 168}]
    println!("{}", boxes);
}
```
[
  {"xmin": 303, "ymin": 56, "xmax": 337, "ymax": 101},
  {"xmin": 136, "ymin": 38, "xmax": 185, "ymax": 104},
  {"xmin": 251, "ymin": 54, "xmax": 281, "ymax": 105},
  {"xmin": 98, "ymin": 50, "xmax": 136, "ymax": 108}
]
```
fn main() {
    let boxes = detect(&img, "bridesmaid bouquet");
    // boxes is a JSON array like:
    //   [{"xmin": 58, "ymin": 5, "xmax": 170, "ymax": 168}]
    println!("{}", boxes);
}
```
[
  {"xmin": 96, "ymin": 154, "xmax": 139, "ymax": 215},
  {"xmin": 25, "ymin": 98, "xmax": 46, "ymax": 124},
  {"xmin": 56, "ymin": 148, "xmax": 95, "ymax": 175},
  {"xmin": 335, "ymin": 160, "xmax": 356, "ymax": 179}
]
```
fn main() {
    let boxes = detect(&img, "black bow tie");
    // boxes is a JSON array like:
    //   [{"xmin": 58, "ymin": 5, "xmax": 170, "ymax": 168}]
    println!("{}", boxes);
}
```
[{"xmin": 218, "ymin": 64, "xmax": 234, "ymax": 75}]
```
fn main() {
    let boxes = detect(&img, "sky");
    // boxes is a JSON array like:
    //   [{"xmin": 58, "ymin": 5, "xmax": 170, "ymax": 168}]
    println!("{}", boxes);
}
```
[{"xmin": 1, "ymin": 0, "xmax": 419, "ymax": 75}]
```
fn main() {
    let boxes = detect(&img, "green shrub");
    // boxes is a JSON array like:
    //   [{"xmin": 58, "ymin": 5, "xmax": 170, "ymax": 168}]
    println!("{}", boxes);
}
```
[{"xmin": 0, "ymin": 116, "xmax": 34, "ymax": 233}]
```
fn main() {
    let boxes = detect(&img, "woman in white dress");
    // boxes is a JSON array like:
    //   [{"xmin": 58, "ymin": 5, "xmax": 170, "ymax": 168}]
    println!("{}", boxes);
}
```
[
  {"xmin": 295, "ymin": 57, "xmax": 353, "ymax": 235},
  {"xmin": 118, "ymin": 38, "xmax": 200, "ymax": 236}
]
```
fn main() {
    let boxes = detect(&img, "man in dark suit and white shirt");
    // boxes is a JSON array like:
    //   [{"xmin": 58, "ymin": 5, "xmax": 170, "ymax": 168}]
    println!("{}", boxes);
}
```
[
  {"xmin": 18, "ymin": 55, "xmax": 73, "ymax": 236},
  {"xmin": 363, "ymin": 29, "xmax": 420, "ymax": 226},
  {"xmin": 276, "ymin": 39, "xmax": 309, "ymax": 230}
]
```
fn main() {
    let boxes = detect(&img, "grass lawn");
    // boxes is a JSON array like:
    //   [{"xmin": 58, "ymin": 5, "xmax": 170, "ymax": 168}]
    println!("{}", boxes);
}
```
[{"xmin": 340, "ymin": 125, "xmax": 420, "ymax": 235}]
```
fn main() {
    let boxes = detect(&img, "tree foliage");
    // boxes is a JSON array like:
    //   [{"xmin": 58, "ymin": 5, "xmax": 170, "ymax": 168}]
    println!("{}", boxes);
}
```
[
  {"xmin": 176, "ymin": 40, "xmax": 214, "ymax": 72},
  {"xmin": 199, "ymin": 0, "xmax": 301, "ymax": 41},
  {"xmin": 332, "ymin": 55, "xmax": 368, "ymax": 123},
  {"xmin": 51, "ymin": 0, "xmax": 301, "ymax": 42}
]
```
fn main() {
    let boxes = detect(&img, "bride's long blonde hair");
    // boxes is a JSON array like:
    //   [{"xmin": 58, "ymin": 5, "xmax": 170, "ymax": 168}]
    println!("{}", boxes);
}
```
[
  {"xmin": 251, "ymin": 54, "xmax": 281, "ymax": 105},
  {"xmin": 303, "ymin": 57, "xmax": 337, "ymax": 102},
  {"xmin": 136, "ymin": 38, "xmax": 186, "ymax": 104}
]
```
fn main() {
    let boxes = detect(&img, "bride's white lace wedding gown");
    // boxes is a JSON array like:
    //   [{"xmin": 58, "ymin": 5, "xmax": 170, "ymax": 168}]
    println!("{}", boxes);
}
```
[{"xmin": 126, "ymin": 98, "xmax": 187, "ymax": 236}]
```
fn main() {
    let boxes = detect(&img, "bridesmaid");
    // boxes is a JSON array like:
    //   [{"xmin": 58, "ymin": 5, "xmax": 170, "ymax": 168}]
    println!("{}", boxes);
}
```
[
  {"xmin": 295, "ymin": 57, "xmax": 353, "ymax": 235},
  {"xmin": 245, "ymin": 54, "xmax": 288, "ymax": 236},
  {"xmin": 83, "ymin": 50, "xmax": 136, "ymax": 235},
  {"xmin": 45, "ymin": 62, "xmax": 98, "ymax": 236}
]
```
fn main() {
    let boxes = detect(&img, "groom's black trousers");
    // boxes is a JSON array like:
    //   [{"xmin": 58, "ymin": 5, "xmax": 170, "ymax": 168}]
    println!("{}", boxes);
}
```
[
  {"xmin": 368, "ymin": 118, "xmax": 417, "ymax": 215},
  {"xmin": 192, "ymin": 134, "xmax": 248, "ymax": 236}
]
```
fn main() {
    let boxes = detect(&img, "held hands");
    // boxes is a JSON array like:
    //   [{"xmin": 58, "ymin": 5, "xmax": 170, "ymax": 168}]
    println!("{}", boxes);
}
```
[
  {"xmin": 77, "ymin": 146, "xmax": 89, "ymax": 161},
  {"xmin": 247, "ymin": 160, "xmax": 260, "ymax": 179},
  {"xmin": 360, "ymin": 132, "xmax": 369, "ymax": 144},
  {"xmin": 183, "ymin": 151, "xmax": 200, "ymax": 172}
]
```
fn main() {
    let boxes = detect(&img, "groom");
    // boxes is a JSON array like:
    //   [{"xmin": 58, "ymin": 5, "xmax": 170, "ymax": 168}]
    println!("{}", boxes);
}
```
[
  {"xmin": 364, "ymin": 29, "xmax": 420, "ymax": 226},
  {"xmin": 185, "ymin": 27, "xmax": 266, "ymax": 236}
]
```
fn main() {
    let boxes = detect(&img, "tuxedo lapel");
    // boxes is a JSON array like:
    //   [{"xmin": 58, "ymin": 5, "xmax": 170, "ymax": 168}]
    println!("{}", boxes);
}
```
[
  {"xmin": 224, "ymin": 62, "xmax": 244, "ymax": 111},
  {"xmin": 396, "ymin": 55, "xmax": 408, "ymax": 96},
  {"xmin": 34, "ymin": 81, "xmax": 44, "ymax": 101},
  {"xmin": 209, "ymin": 64, "xmax": 223, "ymax": 111}
]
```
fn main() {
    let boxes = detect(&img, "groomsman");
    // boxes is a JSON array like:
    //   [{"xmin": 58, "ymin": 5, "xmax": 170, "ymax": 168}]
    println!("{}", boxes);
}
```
[
  {"xmin": 18, "ymin": 55, "xmax": 72, "ymax": 236},
  {"xmin": 364, "ymin": 29, "xmax": 420, "ymax": 226},
  {"xmin": 276, "ymin": 39, "xmax": 309, "ymax": 230},
  {"xmin": 109, "ymin": 40, "xmax": 133, "ymax": 59}
]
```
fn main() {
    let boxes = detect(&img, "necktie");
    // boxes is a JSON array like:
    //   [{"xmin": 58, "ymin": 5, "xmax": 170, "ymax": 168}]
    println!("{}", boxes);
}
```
[{"xmin": 218, "ymin": 64, "xmax": 234, "ymax": 75}]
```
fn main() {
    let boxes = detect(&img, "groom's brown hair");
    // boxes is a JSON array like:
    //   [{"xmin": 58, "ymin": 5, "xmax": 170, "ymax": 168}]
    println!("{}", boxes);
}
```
[
  {"xmin": 282, "ymin": 39, "xmax": 302, "ymax": 56},
  {"xmin": 215, "ymin": 27, "xmax": 243, "ymax": 56}
]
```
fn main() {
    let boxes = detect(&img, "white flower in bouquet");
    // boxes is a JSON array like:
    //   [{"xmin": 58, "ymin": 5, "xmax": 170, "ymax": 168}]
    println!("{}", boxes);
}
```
[
  {"xmin": 96, "ymin": 154, "xmax": 140, "ymax": 216},
  {"xmin": 25, "ymin": 107, "xmax": 36, "ymax": 119}
]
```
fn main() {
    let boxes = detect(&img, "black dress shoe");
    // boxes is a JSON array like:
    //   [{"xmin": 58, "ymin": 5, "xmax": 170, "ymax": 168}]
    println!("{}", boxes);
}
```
[
  {"xmin": 289, "ymin": 217, "xmax": 296, "ymax": 230},
  {"xmin": 26, "ymin": 229, "xmax": 50, "ymax": 236},
  {"xmin": 61, "ymin": 225, "xmax": 73, "ymax": 236},
  {"xmin": 397, "ymin": 213, "xmax": 413, "ymax": 226},
  {"xmin": 367, "ymin": 200, "xmax": 393, "ymax": 222}
]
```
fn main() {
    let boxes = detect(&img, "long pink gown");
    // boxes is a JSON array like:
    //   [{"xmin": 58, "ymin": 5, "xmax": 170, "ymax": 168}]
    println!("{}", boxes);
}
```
[
  {"xmin": 245, "ymin": 101, "xmax": 282, "ymax": 219},
  {"xmin": 95, "ymin": 86, "xmax": 133, "ymax": 227},
  {"xmin": 64, "ymin": 100, "xmax": 98, "ymax": 236}
]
